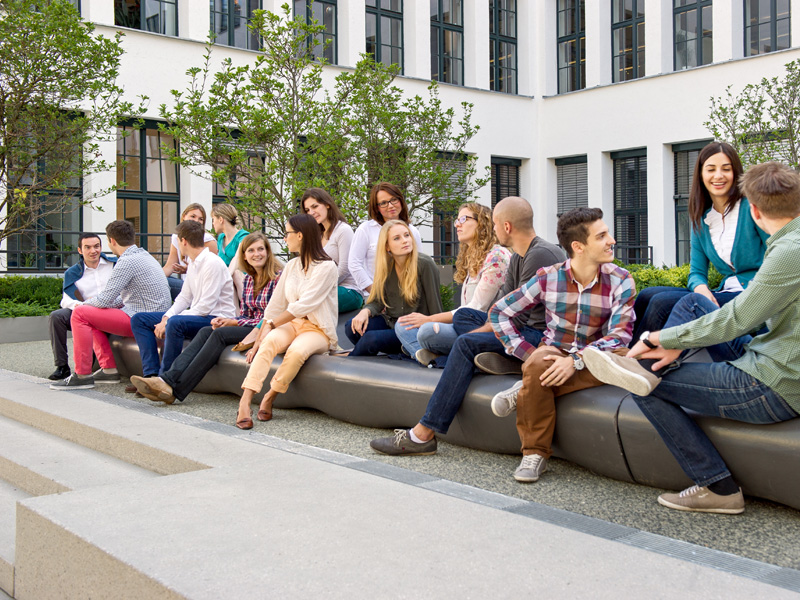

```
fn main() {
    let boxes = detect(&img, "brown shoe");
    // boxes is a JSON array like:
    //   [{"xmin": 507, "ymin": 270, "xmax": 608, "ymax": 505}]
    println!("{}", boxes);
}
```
[
  {"xmin": 130, "ymin": 376, "xmax": 176, "ymax": 404},
  {"xmin": 236, "ymin": 414, "xmax": 253, "ymax": 430}
]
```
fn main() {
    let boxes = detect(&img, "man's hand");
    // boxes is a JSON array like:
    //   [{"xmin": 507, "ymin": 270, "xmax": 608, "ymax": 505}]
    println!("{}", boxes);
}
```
[
  {"xmin": 540, "ymin": 355, "xmax": 575, "ymax": 387},
  {"xmin": 627, "ymin": 330, "xmax": 682, "ymax": 370},
  {"xmin": 154, "ymin": 317, "xmax": 168, "ymax": 340},
  {"xmin": 171, "ymin": 263, "xmax": 188, "ymax": 275}
]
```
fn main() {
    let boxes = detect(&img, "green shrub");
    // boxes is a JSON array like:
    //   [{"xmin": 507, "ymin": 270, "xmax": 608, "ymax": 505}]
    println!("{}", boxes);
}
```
[
  {"xmin": 0, "ymin": 298, "xmax": 57, "ymax": 318},
  {"xmin": 616, "ymin": 262, "xmax": 724, "ymax": 293},
  {"xmin": 440, "ymin": 283, "xmax": 456, "ymax": 312},
  {"xmin": 0, "ymin": 276, "xmax": 62, "ymax": 314}
]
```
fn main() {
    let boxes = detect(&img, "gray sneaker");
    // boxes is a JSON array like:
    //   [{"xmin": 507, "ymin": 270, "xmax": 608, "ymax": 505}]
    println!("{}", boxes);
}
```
[
  {"xmin": 370, "ymin": 429, "xmax": 437, "ymax": 456},
  {"xmin": 514, "ymin": 454, "xmax": 548, "ymax": 483},
  {"xmin": 658, "ymin": 485, "xmax": 745, "ymax": 514},
  {"xmin": 92, "ymin": 368, "xmax": 121, "ymax": 384},
  {"xmin": 415, "ymin": 348, "xmax": 439, "ymax": 368},
  {"xmin": 474, "ymin": 352, "xmax": 522, "ymax": 375},
  {"xmin": 50, "ymin": 374, "xmax": 95, "ymax": 391},
  {"xmin": 491, "ymin": 380, "xmax": 523, "ymax": 417},
  {"xmin": 581, "ymin": 346, "xmax": 661, "ymax": 396}
]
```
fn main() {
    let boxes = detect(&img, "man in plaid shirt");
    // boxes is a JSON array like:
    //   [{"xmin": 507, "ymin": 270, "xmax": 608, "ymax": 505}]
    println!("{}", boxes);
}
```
[{"xmin": 488, "ymin": 207, "xmax": 639, "ymax": 483}]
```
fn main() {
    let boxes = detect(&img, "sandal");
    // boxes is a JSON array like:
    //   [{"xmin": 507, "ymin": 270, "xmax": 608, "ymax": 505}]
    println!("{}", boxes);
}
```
[{"xmin": 232, "ymin": 341, "xmax": 254, "ymax": 352}]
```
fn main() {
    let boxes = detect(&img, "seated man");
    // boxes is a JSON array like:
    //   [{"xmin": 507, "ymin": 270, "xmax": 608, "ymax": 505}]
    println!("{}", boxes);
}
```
[
  {"xmin": 584, "ymin": 161, "xmax": 800, "ymax": 515},
  {"xmin": 487, "ymin": 207, "xmax": 639, "ymax": 483},
  {"xmin": 130, "ymin": 219, "xmax": 236, "ymax": 378},
  {"xmin": 48, "ymin": 233, "xmax": 116, "ymax": 380},
  {"xmin": 370, "ymin": 196, "xmax": 566, "ymax": 456},
  {"xmin": 50, "ymin": 220, "xmax": 172, "ymax": 390}
]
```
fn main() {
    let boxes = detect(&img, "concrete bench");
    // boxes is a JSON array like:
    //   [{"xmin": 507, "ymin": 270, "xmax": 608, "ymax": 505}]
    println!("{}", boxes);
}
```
[{"xmin": 109, "ymin": 318, "xmax": 800, "ymax": 511}]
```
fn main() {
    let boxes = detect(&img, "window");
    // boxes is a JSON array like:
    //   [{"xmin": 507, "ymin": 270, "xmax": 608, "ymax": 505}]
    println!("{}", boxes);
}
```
[
  {"xmin": 114, "ymin": 0, "xmax": 177, "ymax": 36},
  {"xmin": 432, "ymin": 155, "xmax": 469, "ymax": 263},
  {"xmin": 295, "ymin": 0, "xmax": 337, "ymax": 64},
  {"xmin": 674, "ymin": 0, "xmax": 712, "ymax": 70},
  {"xmin": 557, "ymin": 0, "xmax": 585, "ymax": 93},
  {"xmin": 431, "ymin": 0, "xmax": 464, "ymax": 85},
  {"xmin": 612, "ymin": 0, "xmax": 645, "ymax": 82},
  {"xmin": 491, "ymin": 157, "xmax": 521, "ymax": 208},
  {"xmin": 366, "ymin": 0, "xmax": 403, "ymax": 72},
  {"xmin": 210, "ymin": 0, "xmax": 261, "ymax": 50},
  {"xmin": 745, "ymin": 0, "xmax": 791, "ymax": 56},
  {"xmin": 672, "ymin": 141, "xmax": 710, "ymax": 265},
  {"xmin": 612, "ymin": 149, "xmax": 650, "ymax": 264},
  {"xmin": 490, "ymin": 0, "xmax": 517, "ymax": 94},
  {"xmin": 116, "ymin": 122, "xmax": 180, "ymax": 264},
  {"xmin": 555, "ymin": 156, "xmax": 588, "ymax": 217},
  {"xmin": 212, "ymin": 155, "xmax": 266, "ymax": 232}
]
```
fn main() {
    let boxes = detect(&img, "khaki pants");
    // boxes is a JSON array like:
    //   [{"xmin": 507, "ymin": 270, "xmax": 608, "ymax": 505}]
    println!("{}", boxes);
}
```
[
  {"xmin": 516, "ymin": 344, "xmax": 628, "ymax": 457},
  {"xmin": 242, "ymin": 318, "xmax": 329, "ymax": 394}
]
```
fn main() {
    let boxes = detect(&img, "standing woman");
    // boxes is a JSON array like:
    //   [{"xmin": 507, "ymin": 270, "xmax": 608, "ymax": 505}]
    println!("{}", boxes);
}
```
[
  {"xmin": 163, "ymin": 203, "xmax": 219, "ymax": 298},
  {"xmin": 394, "ymin": 203, "xmax": 511, "ymax": 366},
  {"xmin": 302, "ymin": 188, "xmax": 362, "ymax": 312},
  {"xmin": 130, "ymin": 232, "xmax": 282, "ymax": 404},
  {"xmin": 632, "ymin": 142, "xmax": 768, "ymax": 339},
  {"xmin": 348, "ymin": 182, "xmax": 423, "ymax": 297},
  {"xmin": 235, "ymin": 214, "xmax": 338, "ymax": 430},
  {"xmin": 346, "ymin": 220, "xmax": 442, "ymax": 356},
  {"xmin": 212, "ymin": 203, "xmax": 249, "ymax": 267}
]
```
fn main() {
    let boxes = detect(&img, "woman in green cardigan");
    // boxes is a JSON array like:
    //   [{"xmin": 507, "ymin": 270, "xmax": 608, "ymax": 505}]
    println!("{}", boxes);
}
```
[{"xmin": 212, "ymin": 203, "xmax": 249, "ymax": 267}]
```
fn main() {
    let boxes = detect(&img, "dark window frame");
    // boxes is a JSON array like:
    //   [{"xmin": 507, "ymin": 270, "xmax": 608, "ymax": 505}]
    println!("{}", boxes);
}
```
[
  {"xmin": 430, "ymin": 0, "xmax": 464, "ymax": 86},
  {"xmin": 557, "ymin": 0, "xmax": 586, "ymax": 94},
  {"xmin": 366, "ymin": 0, "xmax": 404, "ymax": 73},
  {"xmin": 490, "ymin": 0, "xmax": 517, "ymax": 94},
  {"xmin": 612, "ymin": 0, "xmax": 645, "ymax": 82},
  {"xmin": 744, "ymin": 0, "xmax": 791, "ymax": 56},
  {"xmin": 210, "ymin": 0, "xmax": 262, "ymax": 51},
  {"xmin": 555, "ymin": 155, "xmax": 588, "ymax": 217},
  {"xmin": 114, "ymin": 0, "xmax": 178, "ymax": 36},
  {"xmin": 295, "ymin": 0, "xmax": 338, "ymax": 64},
  {"xmin": 674, "ymin": 0, "xmax": 713, "ymax": 71},
  {"xmin": 672, "ymin": 140, "xmax": 711, "ymax": 265},
  {"xmin": 612, "ymin": 148, "xmax": 650, "ymax": 265},
  {"xmin": 491, "ymin": 157, "xmax": 521, "ymax": 208}
]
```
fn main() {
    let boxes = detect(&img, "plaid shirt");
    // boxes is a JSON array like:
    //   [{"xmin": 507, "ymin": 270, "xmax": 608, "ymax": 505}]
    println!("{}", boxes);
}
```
[
  {"xmin": 236, "ymin": 271, "xmax": 281, "ymax": 327},
  {"xmin": 489, "ymin": 260, "xmax": 636, "ymax": 361}
]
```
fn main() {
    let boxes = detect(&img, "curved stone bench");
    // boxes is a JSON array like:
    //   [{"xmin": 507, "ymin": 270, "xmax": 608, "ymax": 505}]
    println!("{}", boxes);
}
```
[{"xmin": 109, "ymin": 326, "xmax": 800, "ymax": 511}]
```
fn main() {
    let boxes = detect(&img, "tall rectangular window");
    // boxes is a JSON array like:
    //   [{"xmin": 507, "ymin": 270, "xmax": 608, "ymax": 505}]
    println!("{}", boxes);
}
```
[
  {"xmin": 366, "ymin": 1, "xmax": 403, "ymax": 72},
  {"xmin": 295, "ymin": 0, "xmax": 337, "ymax": 64},
  {"xmin": 490, "ymin": 0, "xmax": 517, "ymax": 94},
  {"xmin": 116, "ymin": 123, "xmax": 180, "ymax": 264},
  {"xmin": 674, "ymin": 0, "xmax": 712, "ymax": 70},
  {"xmin": 491, "ymin": 157, "xmax": 521, "ymax": 208},
  {"xmin": 114, "ymin": 0, "xmax": 177, "ymax": 36},
  {"xmin": 431, "ymin": 0, "xmax": 464, "ymax": 86},
  {"xmin": 612, "ymin": 0, "xmax": 645, "ymax": 82},
  {"xmin": 672, "ymin": 141, "xmax": 710, "ymax": 265},
  {"xmin": 745, "ymin": 0, "xmax": 791, "ymax": 55},
  {"xmin": 555, "ymin": 156, "xmax": 588, "ymax": 217},
  {"xmin": 433, "ymin": 154, "xmax": 468, "ymax": 263},
  {"xmin": 612, "ymin": 150, "xmax": 649, "ymax": 264},
  {"xmin": 557, "ymin": 0, "xmax": 585, "ymax": 93},
  {"xmin": 210, "ymin": 0, "xmax": 261, "ymax": 50}
]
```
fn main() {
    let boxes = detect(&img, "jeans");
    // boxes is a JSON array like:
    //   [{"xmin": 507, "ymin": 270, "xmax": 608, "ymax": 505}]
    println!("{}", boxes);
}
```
[
  {"xmin": 167, "ymin": 276, "xmax": 183, "ymax": 301},
  {"xmin": 161, "ymin": 325, "xmax": 252, "ymax": 401},
  {"xmin": 70, "ymin": 305, "xmax": 133, "ymax": 375},
  {"xmin": 338, "ymin": 287, "xmax": 363, "ymax": 313},
  {"xmin": 345, "ymin": 316, "xmax": 401, "ymax": 356},
  {"xmin": 395, "ymin": 321, "xmax": 461, "ymax": 358},
  {"xmin": 131, "ymin": 312, "xmax": 214, "ymax": 376},
  {"xmin": 419, "ymin": 326, "xmax": 544, "ymax": 434},
  {"xmin": 452, "ymin": 308, "xmax": 489, "ymax": 335}
]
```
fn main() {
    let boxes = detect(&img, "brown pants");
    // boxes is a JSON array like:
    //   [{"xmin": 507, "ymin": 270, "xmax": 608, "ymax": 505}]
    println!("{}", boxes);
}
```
[{"xmin": 516, "ymin": 344, "xmax": 628, "ymax": 457}]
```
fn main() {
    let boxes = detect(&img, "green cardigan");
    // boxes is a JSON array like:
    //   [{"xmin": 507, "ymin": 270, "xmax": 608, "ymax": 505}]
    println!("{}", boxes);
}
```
[{"xmin": 365, "ymin": 253, "xmax": 443, "ymax": 327}]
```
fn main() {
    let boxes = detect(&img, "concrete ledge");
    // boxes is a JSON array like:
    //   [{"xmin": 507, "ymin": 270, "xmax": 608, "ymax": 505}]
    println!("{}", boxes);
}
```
[{"xmin": 0, "ymin": 316, "xmax": 50, "ymax": 344}]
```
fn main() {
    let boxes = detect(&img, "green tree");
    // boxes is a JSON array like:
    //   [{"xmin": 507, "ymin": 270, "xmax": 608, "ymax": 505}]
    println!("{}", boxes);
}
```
[
  {"xmin": 0, "ymin": 0, "xmax": 143, "ymax": 245},
  {"xmin": 706, "ymin": 59, "xmax": 800, "ymax": 169}
]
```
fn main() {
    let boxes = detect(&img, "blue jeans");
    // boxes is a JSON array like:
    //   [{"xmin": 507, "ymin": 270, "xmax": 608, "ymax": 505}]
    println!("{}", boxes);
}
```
[
  {"xmin": 419, "ymin": 326, "xmax": 544, "ymax": 434},
  {"xmin": 345, "ymin": 316, "xmax": 401, "ymax": 356},
  {"xmin": 130, "ymin": 312, "xmax": 214, "ymax": 376},
  {"xmin": 166, "ymin": 276, "xmax": 183, "ymax": 302},
  {"xmin": 394, "ymin": 320, "xmax": 460, "ymax": 357},
  {"xmin": 452, "ymin": 307, "xmax": 489, "ymax": 335}
]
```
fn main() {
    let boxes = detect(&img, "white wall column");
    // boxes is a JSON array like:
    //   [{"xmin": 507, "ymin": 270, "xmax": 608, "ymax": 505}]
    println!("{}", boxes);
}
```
[
  {"xmin": 516, "ymin": 1, "xmax": 535, "ymax": 96},
  {"xmin": 645, "ymin": 0, "xmax": 673, "ymax": 75},
  {"xmin": 791, "ymin": 0, "xmax": 800, "ymax": 48},
  {"xmin": 591, "ymin": 151, "xmax": 615, "ymax": 233},
  {"xmin": 177, "ymin": 0, "xmax": 210, "ymax": 43},
  {"xmin": 82, "ymin": 138, "xmax": 119, "ymax": 248},
  {"xmin": 714, "ymin": 0, "xmax": 741, "ymax": 63},
  {"xmin": 464, "ymin": 1, "xmax": 489, "ymax": 89},
  {"xmin": 648, "ymin": 142, "xmax": 675, "ymax": 266},
  {"xmin": 586, "ymin": 0, "xmax": 612, "ymax": 88},
  {"xmin": 404, "ymin": 2, "xmax": 431, "ymax": 80},
  {"xmin": 82, "ymin": 0, "xmax": 114, "ymax": 26},
  {"xmin": 338, "ymin": 0, "xmax": 365, "ymax": 68},
  {"xmin": 536, "ymin": 1, "xmax": 558, "ymax": 97}
]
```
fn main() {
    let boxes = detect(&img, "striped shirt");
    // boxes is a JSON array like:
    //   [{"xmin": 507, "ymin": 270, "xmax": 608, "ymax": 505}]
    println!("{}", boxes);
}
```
[
  {"xmin": 489, "ymin": 260, "xmax": 636, "ymax": 361},
  {"xmin": 660, "ymin": 215, "xmax": 800, "ymax": 413},
  {"xmin": 237, "ymin": 271, "xmax": 281, "ymax": 327}
]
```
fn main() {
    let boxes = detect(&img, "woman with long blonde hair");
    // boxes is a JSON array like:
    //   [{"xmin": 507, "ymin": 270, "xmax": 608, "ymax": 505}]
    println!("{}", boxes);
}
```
[
  {"xmin": 346, "ymin": 220, "xmax": 442, "ymax": 356},
  {"xmin": 395, "ymin": 203, "xmax": 511, "ymax": 366}
]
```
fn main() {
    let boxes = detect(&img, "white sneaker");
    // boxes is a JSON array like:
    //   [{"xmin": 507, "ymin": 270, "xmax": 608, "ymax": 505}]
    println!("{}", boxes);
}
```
[
  {"xmin": 491, "ymin": 380, "xmax": 523, "ymax": 417},
  {"xmin": 582, "ymin": 347, "xmax": 661, "ymax": 396}
]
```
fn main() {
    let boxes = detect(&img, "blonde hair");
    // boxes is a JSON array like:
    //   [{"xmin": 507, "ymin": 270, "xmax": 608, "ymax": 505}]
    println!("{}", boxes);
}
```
[
  {"xmin": 211, "ymin": 203, "xmax": 242, "ymax": 228},
  {"xmin": 453, "ymin": 203, "xmax": 497, "ymax": 285},
  {"xmin": 367, "ymin": 220, "xmax": 419, "ymax": 308},
  {"xmin": 181, "ymin": 203, "xmax": 207, "ymax": 226},
  {"xmin": 238, "ymin": 232, "xmax": 281, "ymax": 295}
]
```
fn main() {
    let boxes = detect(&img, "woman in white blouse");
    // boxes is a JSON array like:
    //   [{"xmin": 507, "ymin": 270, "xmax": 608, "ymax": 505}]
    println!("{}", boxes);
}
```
[
  {"xmin": 302, "ymin": 188, "xmax": 362, "ymax": 312},
  {"xmin": 348, "ymin": 182, "xmax": 422, "ymax": 297},
  {"xmin": 394, "ymin": 203, "xmax": 511, "ymax": 367},
  {"xmin": 235, "ymin": 213, "xmax": 338, "ymax": 430}
]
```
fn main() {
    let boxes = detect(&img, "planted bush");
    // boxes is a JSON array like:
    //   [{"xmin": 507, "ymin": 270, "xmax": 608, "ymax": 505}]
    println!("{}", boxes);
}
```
[
  {"xmin": 0, "ymin": 276, "xmax": 62, "ymax": 317},
  {"xmin": 619, "ymin": 262, "xmax": 723, "ymax": 293}
]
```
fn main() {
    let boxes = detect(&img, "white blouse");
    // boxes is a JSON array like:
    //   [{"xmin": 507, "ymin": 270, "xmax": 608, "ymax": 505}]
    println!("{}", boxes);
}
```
[
  {"xmin": 323, "ymin": 221, "xmax": 358, "ymax": 291},
  {"xmin": 704, "ymin": 202, "xmax": 744, "ymax": 293}
]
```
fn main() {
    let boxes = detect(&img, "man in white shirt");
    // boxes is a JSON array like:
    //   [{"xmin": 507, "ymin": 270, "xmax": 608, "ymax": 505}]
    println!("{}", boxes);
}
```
[
  {"xmin": 130, "ymin": 219, "xmax": 236, "ymax": 378},
  {"xmin": 48, "ymin": 233, "xmax": 116, "ymax": 380}
]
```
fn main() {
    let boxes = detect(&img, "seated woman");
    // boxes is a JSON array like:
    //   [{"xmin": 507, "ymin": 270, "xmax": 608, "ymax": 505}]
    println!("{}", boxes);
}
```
[
  {"xmin": 346, "ymin": 220, "xmax": 442, "ymax": 356},
  {"xmin": 163, "ymin": 203, "xmax": 219, "ymax": 299},
  {"xmin": 348, "ymin": 182, "xmax": 423, "ymax": 299},
  {"xmin": 129, "ymin": 232, "xmax": 282, "ymax": 403},
  {"xmin": 394, "ymin": 203, "xmax": 510, "ymax": 366},
  {"xmin": 302, "ymin": 188, "xmax": 362, "ymax": 312},
  {"xmin": 212, "ymin": 203, "xmax": 249, "ymax": 267},
  {"xmin": 633, "ymin": 142, "xmax": 768, "ymax": 342},
  {"xmin": 235, "ymin": 214, "xmax": 338, "ymax": 430}
]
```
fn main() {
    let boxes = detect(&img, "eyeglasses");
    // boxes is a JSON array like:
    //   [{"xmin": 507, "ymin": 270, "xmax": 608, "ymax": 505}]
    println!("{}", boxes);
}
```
[
  {"xmin": 284, "ymin": 229, "xmax": 297, "ymax": 238},
  {"xmin": 377, "ymin": 198, "xmax": 402, "ymax": 209},
  {"xmin": 454, "ymin": 215, "xmax": 478, "ymax": 225}
]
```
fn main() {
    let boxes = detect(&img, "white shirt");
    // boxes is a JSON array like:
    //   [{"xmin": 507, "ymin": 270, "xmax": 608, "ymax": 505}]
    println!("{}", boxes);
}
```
[
  {"xmin": 348, "ymin": 220, "xmax": 423, "ymax": 295},
  {"xmin": 704, "ymin": 202, "xmax": 744, "ymax": 293},
  {"xmin": 60, "ymin": 257, "xmax": 115, "ymax": 310},
  {"xmin": 170, "ymin": 231, "xmax": 215, "ymax": 280},
  {"xmin": 323, "ymin": 221, "xmax": 358, "ymax": 291},
  {"xmin": 165, "ymin": 248, "xmax": 236, "ymax": 319}
]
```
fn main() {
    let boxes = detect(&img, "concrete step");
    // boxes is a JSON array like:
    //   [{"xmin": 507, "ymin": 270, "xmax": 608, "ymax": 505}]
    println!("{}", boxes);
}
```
[{"xmin": 0, "ymin": 478, "xmax": 29, "ymax": 596}]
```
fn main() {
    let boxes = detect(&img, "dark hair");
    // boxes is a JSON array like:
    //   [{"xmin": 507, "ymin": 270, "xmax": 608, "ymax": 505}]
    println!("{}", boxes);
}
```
[
  {"xmin": 557, "ymin": 207, "xmax": 604, "ymax": 258},
  {"xmin": 239, "ymin": 232, "xmax": 281, "ymax": 295},
  {"xmin": 739, "ymin": 161, "xmax": 800, "ymax": 219},
  {"xmin": 78, "ymin": 233, "xmax": 101, "ymax": 247},
  {"xmin": 301, "ymin": 188, "xmax": 347, "ymax": 233},
  {"xmin": 106, "ymin": 220, "xmax": 135, "ymax": 246},
  {"xmin": 368, "ymin": 182, "xmax": 410, "ymax": 225},
  {"xmin": 288, "ymin": 213, "xmax": 332, "ymax": 269},
  {"xmin": 175, "ymin": 220, "xmax": 205, "ymax": 248},
  {"xmin": 689, "ymin": 142, "xmax": 744, "ymax": 231}
]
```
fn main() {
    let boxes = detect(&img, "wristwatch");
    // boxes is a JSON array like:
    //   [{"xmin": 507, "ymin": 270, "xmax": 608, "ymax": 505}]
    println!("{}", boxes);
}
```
[
  {"xmin": 640, "ymin": 331, "xmax": 657, "ymax": 349},
  {"xmin": 265, "ymin": 319, "xmax": 275, "ymax": 330},
  {"xmin": 570, "ymin": 351, "xmax": 585, "ymax": 371}
]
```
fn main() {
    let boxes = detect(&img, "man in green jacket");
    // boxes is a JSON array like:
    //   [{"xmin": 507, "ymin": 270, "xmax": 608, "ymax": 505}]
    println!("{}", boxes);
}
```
[{"xmin": 584, "ymin": 161, "xmax": 800, "ymax": 515}]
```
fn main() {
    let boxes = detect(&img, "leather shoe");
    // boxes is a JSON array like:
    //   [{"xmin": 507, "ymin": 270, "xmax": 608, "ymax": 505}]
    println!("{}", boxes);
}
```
[
  {"xmin": 236, "ymin": 415, "xmax": 253, "ymax": 430},
  {"xmin": 130, "ymin": 376, "xmax": 175, "ymax": 404},
  {"xmin": 48, "ymin": 365, "xmax": 71, "ymax": 381},
  {"xmin": 257, "ymin": 409, "xmax": 272, "ymax": 422}
]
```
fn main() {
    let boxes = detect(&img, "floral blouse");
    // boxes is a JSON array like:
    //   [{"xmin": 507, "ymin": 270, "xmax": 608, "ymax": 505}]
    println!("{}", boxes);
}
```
[{"xmin": 455, "ymin": 244, "xmax": 512, "ymax": 314}]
